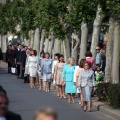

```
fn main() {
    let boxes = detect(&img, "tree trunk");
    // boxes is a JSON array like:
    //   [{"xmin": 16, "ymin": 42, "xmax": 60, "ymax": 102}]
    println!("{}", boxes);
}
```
[
  {"xmin": 91, "ymin": 5, "xmax": 104, "ymax": 59},
  {"xmin": 105, "ymin": 18, "xmax": 115, "ymax": 83},
  {"xmin": 112, "ymin": 21, "xmax": 120, "ymax": 84},
  {"xmin": 33, "ymin": 28, "xmax": 40, "ymax": 54},
  {"xmin": 61, "ymin": 41, "xmax": 64, "ymax": 55},
  {"xmin": 54, "ymin": 39, "xmax": 61, "ymax": 54},
  {"xmin": 44, "ymin": 38, "xmax": 49, "ymax": 53},
  {"xmin": 48, "ymin": 40, "xmax": 54, "ymax": 57},
  {"xmin": 71, "ymin": 33, "xmax": 80, "ymax": 63},
  {"xmin": 0, "ymin": 34, "xmax": 2, "ymax": 47},
  {"xmin": 1, "ymin": 35, "xmax": 7, "ymax": 53},
  {"xmin": 29, "ymin": 30, "xmax": 34, "ymax": 49},
  {"xmin": 48, "ymin": 32, "xmax": 54, "ymax": 56},
  {"xmin": 24, "ymin": 38, "xmax": 30, "ymax": 46},
  {"xmin": 40, "ymin": 29, "xmax": 45, "ymax": 53},
  {"xmin": 80, "ymin": 22, "xmax": 88, "ymax": 60},
  {"xmin": 63, "ymin": 37, "xmax": 71, "ymax": 62},
  {"xmin": 20, "ymin": 34, "xmax": 24, "ymax": 44}
]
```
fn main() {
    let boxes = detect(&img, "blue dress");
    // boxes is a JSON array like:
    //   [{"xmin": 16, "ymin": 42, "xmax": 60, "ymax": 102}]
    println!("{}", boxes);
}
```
[{"xmin": 62, "ymin": 64, "xmax": 77, "ymax": 94}]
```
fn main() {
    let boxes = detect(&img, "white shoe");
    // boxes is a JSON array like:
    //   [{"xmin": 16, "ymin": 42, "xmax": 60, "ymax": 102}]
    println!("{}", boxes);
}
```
[{"xmin": 47, "ymin": 90, "xmax": 50, "ymax": 92}]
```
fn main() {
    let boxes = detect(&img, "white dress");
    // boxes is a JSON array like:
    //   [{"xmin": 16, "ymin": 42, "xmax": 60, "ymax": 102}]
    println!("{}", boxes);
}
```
[
  {"xmin": 52, "ymin": 60, "xmax": 59, "ymax": 84},
  {"xmin": 26, "ymin": 56, "xmax": 37, "ymax": 77}
]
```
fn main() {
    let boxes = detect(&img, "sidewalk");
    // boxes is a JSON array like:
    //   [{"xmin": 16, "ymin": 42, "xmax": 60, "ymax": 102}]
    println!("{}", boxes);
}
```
[{"xmin": 92, "ymin": 98, "xmax": 120, "ymax": 120}]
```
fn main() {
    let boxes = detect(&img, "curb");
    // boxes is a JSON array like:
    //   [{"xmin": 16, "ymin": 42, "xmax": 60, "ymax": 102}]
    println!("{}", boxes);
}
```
[{"xmin": 92, "ymin": 101, "xmax": 120, "ymax": 120}]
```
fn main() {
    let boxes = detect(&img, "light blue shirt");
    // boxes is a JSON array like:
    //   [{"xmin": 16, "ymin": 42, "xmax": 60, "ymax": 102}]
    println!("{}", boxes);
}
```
[
  {"xmin": 41, "ymin": 58, "xmax": 53, "ymax": 74},
  {"xmin": 96, "ymin": 52, "xmax": 101, "ymax": 64}
]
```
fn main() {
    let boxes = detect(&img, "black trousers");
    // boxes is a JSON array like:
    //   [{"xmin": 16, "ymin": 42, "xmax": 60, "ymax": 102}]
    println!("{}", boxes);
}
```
[
  {"xmin": 16, "ymin": 64, "xmax": 20, "ymax": 77},
  {"xmin": 21, "ymin": 69, "xmax": 25, "ymax": 79},
  {"xmin": 8, "ymin": 61, "xmax": 11, "ymax": 73}
]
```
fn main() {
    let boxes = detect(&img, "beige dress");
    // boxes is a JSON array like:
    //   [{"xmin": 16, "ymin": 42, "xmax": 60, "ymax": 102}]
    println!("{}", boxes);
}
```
[{"xmin": 55, "ymin": 63, "xmax": 65, "ymax": 85}]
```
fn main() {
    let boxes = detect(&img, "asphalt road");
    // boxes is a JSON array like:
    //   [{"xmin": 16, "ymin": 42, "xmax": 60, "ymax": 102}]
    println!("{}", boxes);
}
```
[{"xmin": 0, "ymin": 63, "xmax": 114, "ymax": 120}]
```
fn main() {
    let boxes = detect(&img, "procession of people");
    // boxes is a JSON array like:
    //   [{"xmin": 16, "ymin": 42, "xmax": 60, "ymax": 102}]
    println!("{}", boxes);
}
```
[{"xmin": 4, "ymin": 42, "xmax": 105, "ymax": 112}]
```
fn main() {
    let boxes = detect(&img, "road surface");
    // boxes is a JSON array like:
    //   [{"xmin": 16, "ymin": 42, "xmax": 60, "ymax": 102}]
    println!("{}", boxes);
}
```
[{"xmin": 0, "ymin": 63, "xmax": 114, "ymax": 120}]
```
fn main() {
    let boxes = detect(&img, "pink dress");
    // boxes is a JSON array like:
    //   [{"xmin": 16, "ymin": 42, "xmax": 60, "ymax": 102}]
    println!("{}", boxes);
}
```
[{"xmin": 86, "ymin": 57, "xmax": 95, "ymax": 70}]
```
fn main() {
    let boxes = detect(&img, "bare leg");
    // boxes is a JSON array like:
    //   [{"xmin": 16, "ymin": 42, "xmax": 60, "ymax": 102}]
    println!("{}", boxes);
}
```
[
  {"xmin": 67, "ymin": 94, "xmax": 71, "ymax": 103},
  {"xmin": 59, "ymin": 85, "xmax": 62, "ymax": 98},
  {"xmin": 78, "ymin": 93, "xmax": 80, "ymax": 104},
  {"xmin": 87, "ymin": 101, "xmax": 91, "ymax": 111},
  {"xmin": 71, "ymin": 94, "xmax": 75, "ymax": 103},
  {"xmin": 43, "ymin": 80, "xmax": 45, "ymax": 90},
  {"xmin": 33, "ymin": 77, "xmax": 36, "ymax": 87},
  {"xmin": 39, "ymin": 79, "xmax": 42, "ymax": 90},
  {"xmin": 80, "ymin": 93, "xmax": 83, "ymax": 107},
  {"xmin": 83, "ymin": 101, "xmax": 87, "ymax": 111},
  {"xmin": 62, "ymin": 85, "xmax": 66, "ymax": 98},
  {"xmin": 30, "ymin": 77, "xmax": 33, "ymax": 88},
  {"xmin": 48, "ymin": 82, "xmax": 51, "ymax": 91},
  {"xmin": 44, "ymin": 82, "xmax": 47, "ymax": 91},
  {"xmin": 36, "ymin": 75, "xmax": 39, "ymax": 84},
  {"xmin": 56, "ymin": 85, "xmax": 59, "ymax": 96},
  {"xmin": 30, "ymin": 77, "xmax": 32, "ymax": 88}
]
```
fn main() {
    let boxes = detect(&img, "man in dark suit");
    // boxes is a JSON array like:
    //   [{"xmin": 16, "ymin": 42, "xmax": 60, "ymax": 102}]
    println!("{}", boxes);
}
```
[
  {"xmin": 6, "ymin": 45, "xmax": 12, "ymax": 73},
  {"xmin": 20, "ymin": 46, "xmax": 27, "ymax": 79},
  {"xmin": 15, "ymin": 44, "xmax": 21, "ymax": 78},
  {"xmin": 0, "ymin": 94, "xmax": 22, "ymax": 120},
  {"xmin": 24, "ymin": 48, "xmax": 30, "ymax": 83}
]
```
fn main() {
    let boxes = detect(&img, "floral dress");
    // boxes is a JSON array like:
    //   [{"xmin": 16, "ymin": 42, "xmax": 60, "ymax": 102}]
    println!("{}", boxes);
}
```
[{"xmin": 55, "ymin": 63, "xmax": 65, "ymax": 85}]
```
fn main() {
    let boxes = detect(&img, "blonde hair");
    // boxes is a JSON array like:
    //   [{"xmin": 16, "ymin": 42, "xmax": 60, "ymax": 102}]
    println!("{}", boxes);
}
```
[
  {"xmin": 34, "ymin": 107, "xmax": 57, "ymax": 120},
  {"xmin": 67, "ymin": 57, "xmax": 75, "ymax": 64}
]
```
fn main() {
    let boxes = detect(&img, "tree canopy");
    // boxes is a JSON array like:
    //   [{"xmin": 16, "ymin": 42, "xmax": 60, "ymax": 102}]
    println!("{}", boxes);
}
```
[{"xmin": 0, "ymin": 0, "xmax": 119, "ymax": 39}]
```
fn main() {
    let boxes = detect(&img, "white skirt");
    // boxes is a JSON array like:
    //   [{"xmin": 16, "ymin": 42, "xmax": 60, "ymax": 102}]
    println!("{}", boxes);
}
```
[
  {"xmin": 37, "ymin": 70, "xmax": 43, "ymax": 80},
  {"xmin": 43, "ymin": 73, "xmax": 52, "ymax": 82},
  {"xmin": 29, "ymin": 66, "xmax": 37, "ymax": 77}
]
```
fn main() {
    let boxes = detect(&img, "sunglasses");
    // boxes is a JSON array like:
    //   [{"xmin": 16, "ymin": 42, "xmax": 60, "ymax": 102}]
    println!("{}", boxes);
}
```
[{"xmin": 96, "ymin": 49, "xmax": 100, "ymax": 50}]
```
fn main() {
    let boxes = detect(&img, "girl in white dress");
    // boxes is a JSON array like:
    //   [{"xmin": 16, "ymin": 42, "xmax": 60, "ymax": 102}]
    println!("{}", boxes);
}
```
[
  {"xmin": 52, "ymin": 53, "xmax": 59, "ymax": 95},
  {"xmin": 26, "ymin": 50, "xmax": 38, "ymax": 88}
]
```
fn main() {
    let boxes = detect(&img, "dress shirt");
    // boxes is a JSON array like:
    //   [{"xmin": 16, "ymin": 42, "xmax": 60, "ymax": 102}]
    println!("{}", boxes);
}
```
[
  {"xmin": 41, "ymin": 58, "xmax": 53, "ymax": 74},
  {"xmin": 95, "ymin": 52, "xmax": 101, "ymax": 65},
  {"xmin": 52, "ymin": 60, "xmax": 59, "ymax": 74}
]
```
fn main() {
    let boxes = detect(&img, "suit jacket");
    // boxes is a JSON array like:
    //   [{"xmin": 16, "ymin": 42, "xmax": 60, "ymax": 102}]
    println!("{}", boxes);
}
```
[
  {"xmin": 78, "ymin": 70, "xmax": 95, "ymax": 87},
  {"xmin": 21, "ymin": 51, "xmax": 27, "ymax": 68},
  {"xmin": 15, "ymin": 49, "xmax": 21, "ymax": 63},
  {"xmin": 5, "ymin": 111, "xmax": 22, "ymax": 120},
  {"xmin": 6, "ymin": 49, "xmax": 11, "ymax": 62}
]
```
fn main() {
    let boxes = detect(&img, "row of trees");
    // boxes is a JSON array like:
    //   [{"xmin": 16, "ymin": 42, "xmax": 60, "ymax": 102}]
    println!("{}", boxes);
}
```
[{"xmin": 0, "ymin": 0, "xmax": 120, "ymax": 84}]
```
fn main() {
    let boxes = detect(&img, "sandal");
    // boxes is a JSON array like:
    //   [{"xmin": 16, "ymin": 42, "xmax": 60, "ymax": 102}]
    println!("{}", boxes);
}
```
[{"xmin": 63, "ymin": 96, "xmax": 67, "ymax": 99}]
